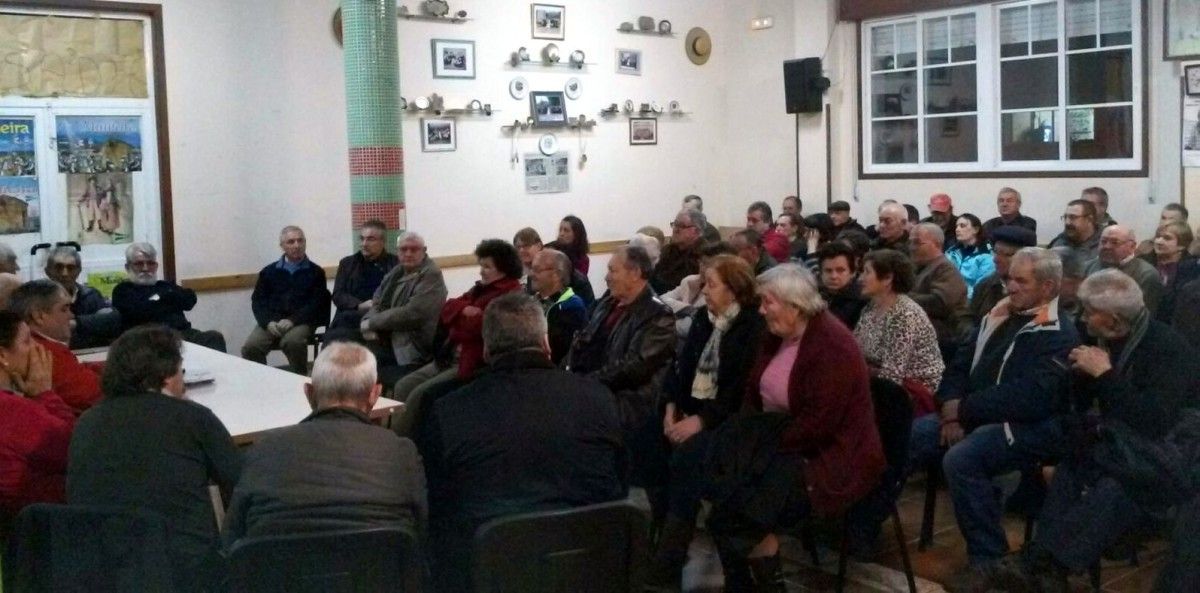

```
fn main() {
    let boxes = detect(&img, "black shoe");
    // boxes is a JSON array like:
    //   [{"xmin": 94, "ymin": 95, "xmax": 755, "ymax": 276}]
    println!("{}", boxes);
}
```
[
  {"xmin": 644, "ymin": 517, "xmax": 693, "ymax": 591},
  {"xmin": 747, "ymin": 555, "xmax": 786, "ymax": 593},
  {"xmin": 988, "ymin": 552, "xmax": 1068, "ymax": 593}
]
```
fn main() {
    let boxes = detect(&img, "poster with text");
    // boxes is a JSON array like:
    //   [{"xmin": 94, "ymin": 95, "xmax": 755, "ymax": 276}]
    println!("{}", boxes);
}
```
[
  {"xmin": 0, "ymin": 176, "xmax": 41, "ymax": 234},
  {"xmin": 55, "ymin": 116, "xmax": 142, "ymax": 173},
  {"xmin": 1185, "ymin": 96, "xmax": 1200, "ymax": 168},
  {"xmin": 66, "ymin": 173, "xmax": 133, "ymax": 244},
  {"xmin": 524, "ymin": 152, "xmax": 570, "ymax": 194},
  {"xmin": 0, "ymin": 118, "xmax": 36, "ymax": 176}
]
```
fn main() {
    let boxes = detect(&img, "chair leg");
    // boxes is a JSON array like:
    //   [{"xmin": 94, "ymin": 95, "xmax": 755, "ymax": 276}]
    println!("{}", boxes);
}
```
[
  {"xmin": 919, "ymin": 462, "xmax": 940, "ymax": 551},
  {"xmin": 800, "ymin": 523, "xmax": 820, "ymax": 567},
  {"xmin": 1023, "ymin": 513, "xmax": 1036, "ymax": 545},
  {"xmin": 835, "ymin": 519, "xmax": 850, "ymax": 593},
  {"xmin": 1089, "ymin": 561, "xmax": 1102, "ymax": 591},
  {"xmin": 890, "ymin": 505, "xmax": 918, "ymax": 593}
]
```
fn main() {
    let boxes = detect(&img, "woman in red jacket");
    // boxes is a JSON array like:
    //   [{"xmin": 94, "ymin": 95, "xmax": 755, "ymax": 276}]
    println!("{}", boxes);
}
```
[
  {"xmin": 706, "ymin": 264, "xmax": 885, "ymax": 592},
  {"xmin": 0, "ymin": 310, "xmax": 74, "ymax": 525}
]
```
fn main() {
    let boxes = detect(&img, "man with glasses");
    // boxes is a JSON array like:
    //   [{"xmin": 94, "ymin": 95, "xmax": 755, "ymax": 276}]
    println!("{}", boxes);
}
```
[
  {"xmin": 682, "ymin": 195, "xmax": 722, "ymax": 244},
  {"xmin": 42, "ymin": 245, "xmax": 121, "ymax": 349},
  {"xmin": 513, "ymin": 227, "xmax": 594, "ymax": 306},
  {"xmin": 1048, "ymin": 199, "xmax": 1101, "ymax": 262},
  {"xmin": 530, "ymin": 249, "xmax": 587, "ymax": 363},
  {"xmin": 111, "ymin": 242, "xmax": 227, "ymax": 352},
  {"xmin": 651, "ymin": 209, "xmax": 708, "ymax": 293},
  {"xmin": 324, "ymin": 220, "xmax": 398, "ymax": 344},
  {"xmin": 1083, "ymin": 225, "xmax": 1162, "ymax": 315}
]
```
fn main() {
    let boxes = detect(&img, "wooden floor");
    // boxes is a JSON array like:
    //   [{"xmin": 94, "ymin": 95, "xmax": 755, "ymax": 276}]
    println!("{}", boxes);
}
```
[{"xmin": 664, "ymin": 473, "xmax": 1166, "ymax": 592}]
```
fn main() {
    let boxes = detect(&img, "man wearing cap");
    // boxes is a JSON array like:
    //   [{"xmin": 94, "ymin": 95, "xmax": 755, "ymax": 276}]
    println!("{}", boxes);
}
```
[
  {"xmin": 982, "ymin": 187, "xmax": 1037, "ymax": 241},
  {"xmin": 969, "ymin": 227, "xmax": 1038, "ymax": 322},
  {"xmin": 922, "ymin": 193, "xmax": 958, "ymax": 251},
  {"xmin": 829, "ymin": 201, "xmax": 865, "ymax": 236}
]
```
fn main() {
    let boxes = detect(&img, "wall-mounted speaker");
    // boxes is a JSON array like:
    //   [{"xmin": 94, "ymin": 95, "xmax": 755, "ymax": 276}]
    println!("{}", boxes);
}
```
[{"xmin": 784, "ymin": 57, "xmax": 830, "ymax": 114}]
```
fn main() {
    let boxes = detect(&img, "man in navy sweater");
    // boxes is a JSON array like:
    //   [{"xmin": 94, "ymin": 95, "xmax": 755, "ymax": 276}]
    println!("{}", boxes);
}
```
[{"xmin": 241, "ymin": 226, "xmax": 330, "ymax": 374}]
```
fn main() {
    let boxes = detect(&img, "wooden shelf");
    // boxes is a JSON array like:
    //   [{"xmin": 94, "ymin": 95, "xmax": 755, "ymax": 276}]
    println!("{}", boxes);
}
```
[
  {"xmin": 398, "ymin": 13, "xmax": 470, "ymax": 24},
  {"xmin": 616, "ymin": 28, "xmax": 676, "ymax": 37},
  {"xmin": 507, "ymin": 61, "xmax": 592, "ymax": 71}
]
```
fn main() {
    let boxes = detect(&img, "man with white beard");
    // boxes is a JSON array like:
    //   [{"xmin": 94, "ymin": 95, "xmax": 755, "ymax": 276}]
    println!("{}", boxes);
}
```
[{"xmin": 111, "ymin": 242, "xmax": 227, "ymax": 352}]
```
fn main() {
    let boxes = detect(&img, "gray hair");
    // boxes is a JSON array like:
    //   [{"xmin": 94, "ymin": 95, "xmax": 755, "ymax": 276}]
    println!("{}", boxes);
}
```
[
  {"xmin": 482, "ymin": 293, "xmax": 547, "ymax": 359},
  {"xmin": 45, "ymin": 245, "xmax": 82, "ymax": 268},
  {"xmin": 1011, "ymin": 247, "xmax": 1063, "ymax": 291},
  {"xmin": 1078, "ymin": 269, "xmax": 1145, "ymax": 324},
  {"xmin": 757, "ymin": 263, "xmax": 827, "ymax": 317},
  {"xmin": 998, "ymin": 187, "xmax": 1022, "ymax": 203},
  {"xmin": 879, "ymin": 202, "xmax": 907, "ymax": 221},
  {"xmin": 537, "ymin": 248, "xmax": 572, "ymax": 286},
  {"xmin": 309, "ymin": 341, "xmax": 377, "ymax": 404},
  {"xmin": 914, "ymin": 222, "xmax": 945, "ymax": 247},
  {"xmin": 680, "ymin": 208, "xmax": 707, "ymax": 231},
  {"xmin": 124, "ymin": 242, "xmax": 157, "ymax": 263},
  {"xmin": 9, "ymin": 279, "xmax": 68, "ymax": 322},
  {"xmin": 614, "ymin": 245, "xmax": 654, "ymax": 279},
  {"xmin": 628, "ymin": 233, "xmax": 661, "ymax": 266},
  {"xmin": 396, "ymin": 231, "xmax": 425, "ymax": 248},
  {"xmin": 683, "ymin": 194, "xmax": 703, "ymax": 211},
  {"xmin": 279, "ymin": 225, "xmax": 304, "ymax": 241},
  {"xmin": 1050, "ymin": 246, "xmax": 1087, "ymax": 279}
]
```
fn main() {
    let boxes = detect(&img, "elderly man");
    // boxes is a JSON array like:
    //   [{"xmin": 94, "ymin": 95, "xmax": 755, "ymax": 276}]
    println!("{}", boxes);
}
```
[
  {"xmin": 746, "ymin": 201, "xmax": 789, "ymax": 262},
  {"xmin": 970, "ymin": 226, "xmax": 1038, "ymax": 322},
  {"xmin": 359, "ymin": 232, "xmax": 448, "ymax": 385},
  {"xmin": 828, "ymin": 200, "xmax": 865, "ymax": 236},
  {"xmin": 324, "ymin": 220, "xmax": 398, "ymax": 343},
  {"xmin": 243, "ymin": 226, "xmax": 331, "ymax": 375},
  {"xmin": 982, "ymin": 187, "xmax": 1038, "ymax": 239},
  {"xmin": 566, "ymin": 246, "xmax": 674, "ymax": 455},
  {"xmin": 909, "ymin": 248, "xmax": 1079, "ymax": 589},
  {"xmin": 652, "ymin": 208, "xmax": 708, "ymax": 293},
  {"xmin": 730, "ymin": 229, "xmax": 776, "ymax": 275},
  {"xmin": 224, "ymin": 342, "xmax": 426, "ymax": 544},
  {"xmin": 42, "ymin": 246, "xmax": 121, "ymax": 349},
  {"xmin": 1048, "ymin": 199, "xmax": 1102, "ymax": 262},
  {"xmin": 1082, "ymin": 186, "xmax": 1117, "ymax": 228},
  {"xmin": 1083, "ymin": 225, "xmax": 1162, "ymax": 315},
  {"xmin": 10, "ymin": 280, "xmax": 102, "ymax": 412},
  {"xmin": 922, "ymin": 193, "xmax": 958, "ymax": 249},
  {"xmin": 781, "ymin": 195, "xmax": 802, "ymax": 218},
  {"xmin": 990, "ymin": 270, "xmax": 1199, "ymax": 593},
  {"xmin": 112, "ymin": 242, "xmax": 227, "ymax": 352},
  {"xmin": 530, "ymin": 249, "xmax": 586, "ymax": 364},
  {"xmin": 513, "ymin": 227, "xmax": 594, "ymax": 306},
  {"xmin": 0, "ymin": 242, "xmax": 18, "ymax": 274},
  {"xmin": 1160, "ymin": 202, "xmax": 1189, "ymax": 225},
  {"xmin": 426, "ymin": 293, "xmax": 626, "ymax": 592},
  {"xmin": 683, "ymin": 195, "xmax": 723, "ymax": 244},
  {"xmin": 873, "ymin": 201, "xmax": 911, "ymax": 254},
  {"xmin": 909, "ymin": 223, "xmax": 969, "ymax": 352}
]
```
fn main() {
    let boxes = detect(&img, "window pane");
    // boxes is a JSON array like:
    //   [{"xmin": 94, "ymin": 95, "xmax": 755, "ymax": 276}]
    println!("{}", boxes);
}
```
[
  {"xmin": 925, "ymin": 18, "xmax": 949, "ymax": 65},
  {"xmin": 1001, "ymin": 57, "xmax": 1059, "ymax": 109},
  {"xmin": 1000, "ymin": 7, "xmax": 1028, "ymax": 57},
  {"xmin": 1002, "ymin": 110, "xmax": 1059, "ymax": 160},
  {"xmin": 1067, "ymin": 0, "xmax": 1097, "ymax": 50},
  {"xmin": 950, "ymin": 14, "xmax": 976, "ymax": 61},
  {"xmin": 872, "ymin": 120, "xmax": 919, "ymax": 164},
  {"xmin": 871, "ymin": 25, "xmax": 895, "ymax": 70},
  {"xmin": 925, "ymin": 65, "xmax": 977, "ymax": 113},
  {"xmin": 896, "ymin": 22, "xmax": 918, "ymax": 68},
  {"xmin": 872, "ymin": 71, "xmax": 918, "ymax": 117},
  {"xmin": 926, "ymin": 116, "xmax": 978, "ymax": 162},
  {"xmin": 1068, "ymin": 49, "xmax": 1132, "ymax": 104},
  {"xmin": 1031, "ymin": 3, "xmax": 1059, "ymax": 54},
  {"xmin": 1068, "ymin": 105, "xmax": 1133, "ymax": 159},
  {"xmin": 1099, "ymin": 0, "xmax": 1132, "ymax": 46}
]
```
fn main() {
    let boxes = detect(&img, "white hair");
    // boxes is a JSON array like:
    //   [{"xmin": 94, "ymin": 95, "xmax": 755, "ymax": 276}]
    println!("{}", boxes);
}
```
[
  {"xmin": 629, "ymin": 233, "xmax": 661, "ymax": 266},
  {"xmin": 757, "ymin": 263, "xmax": 827, "ymax": 317},
  {"xmin": 309, "ymin": 341, "xmax": 377, "ymax": 404},
  {"xmin": 1078, "ymin": 269, "xmax": 1145, "ymax": 324},
  {"xmin": 914, "ymin": 222, "xmax": 945, "ymax": 247},
  {"xmin": 397, "ymin": 231, "xmax": 426, "ymax": 248},
  {"xmin": 1011, "ymin": 247, "xmax": 1062, "ymax": 291},
  {"xmin": 124, "ymin": 242, "xmax": 157, "ymax": 263}
]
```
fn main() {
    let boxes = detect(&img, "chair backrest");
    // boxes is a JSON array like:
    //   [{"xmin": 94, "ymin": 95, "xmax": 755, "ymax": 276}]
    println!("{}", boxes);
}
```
[
  {"xmin": 472, "ymin": 500, "xmax": 648, "ymax": 593},
  {"xmin": 870, "ymin": 377, "xmax": 915, "ymax": 473},
  {"xmin": 227, "ymin": 527, "xmax": 419, "ymax": 593},
  {"xmin": 7, "ymin": 503, "xmax": 176, "ymax": 592}
]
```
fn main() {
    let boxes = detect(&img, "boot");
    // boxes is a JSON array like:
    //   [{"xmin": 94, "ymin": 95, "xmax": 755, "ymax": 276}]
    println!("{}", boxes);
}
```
[
  {"xmin": 717, "ymin": 548, "xmax": 754, "ymax": 593},
  {"xmin": 643, "ymin": 517, "xmax": 694, "ymax": 591},
  {"xmin": 747, "ymin": 554, "xmax": 786, "ymax": 593}
]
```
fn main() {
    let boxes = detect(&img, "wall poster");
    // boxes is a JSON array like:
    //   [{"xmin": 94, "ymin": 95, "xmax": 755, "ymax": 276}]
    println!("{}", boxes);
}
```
[
  {"xmin": 0, "ymin": 118, "xmax": 35, "ymax": 176},
  {"xmin": 1185, "ymin": 95, "xmax": 1200, "ymax": 168},
  {"xmin": 524, "ymin": 151, "xmax": 569, "ymax": 194},
  {"xmin": 55, "ymin": 116, "xmax": 142, "ymax": 173},
  {"xmin": 66, "ymin": 172, "xmax": 133, "ymax": 244},
  {"xmin": 0, "ymin": 117, "xmax": 39, "ymax": 235}
]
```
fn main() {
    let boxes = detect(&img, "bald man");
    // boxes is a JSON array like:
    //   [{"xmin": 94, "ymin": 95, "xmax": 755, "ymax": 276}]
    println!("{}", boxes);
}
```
[{"xmin": 1083, "ymin": 225, "xmax": 1162, "ymax": 315}]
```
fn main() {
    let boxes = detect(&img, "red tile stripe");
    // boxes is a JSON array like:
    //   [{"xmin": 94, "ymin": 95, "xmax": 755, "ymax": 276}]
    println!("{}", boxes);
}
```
[
  {"xmin": 352, "ymin": 203, "xmax": 403, "ymax": 228},
  {"xmin": 349, "ymin": 147, "xmax": 404, "ymax": 176}
]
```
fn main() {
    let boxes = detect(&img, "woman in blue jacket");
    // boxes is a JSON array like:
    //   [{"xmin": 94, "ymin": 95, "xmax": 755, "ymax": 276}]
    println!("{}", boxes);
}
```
[{"xmin": 947, "ymin": 213, "xmax": 996, "ymax": 299}]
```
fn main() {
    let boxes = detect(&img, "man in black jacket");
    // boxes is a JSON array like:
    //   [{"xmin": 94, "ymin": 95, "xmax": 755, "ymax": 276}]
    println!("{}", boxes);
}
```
[
  {"xmin": 224, "ymin": 341, "xmax": 426, "ymax": 543},
  {"xmin": 425, "ymin": 293, "xmax": 626, "ymax": 593},
  {"xmin": 652, "ymin": 209, "xmax": 708, "ymax": 293},
  {"xmin": 241, "ymin": 226, "xmax": 331, "ymax": 374},
  {"xmin": 112, "ymin": 242, "xmax": 226, "ymax": 352},
  {"xmin": 324, "ymin": 220, "xmax": 398, "ymax": 343},
  {"xmin": 530, "ymin": 249, "xmax": 587, "ymax": 363}
]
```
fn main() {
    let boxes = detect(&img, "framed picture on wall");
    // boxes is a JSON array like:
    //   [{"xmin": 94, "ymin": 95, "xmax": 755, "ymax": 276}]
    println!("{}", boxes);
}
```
[
  {"xmin": 1165, "ymin": 0, "xmax": 1200, "ymax": 60},
  {"xmin": 530, "ymin": 91, "xmax": 568, "ymax": 126},
  {"xmin": 421, "ymin": 118, "xmax": 456, "ymax": 152},
  {"xmin": 531, "ymin": 4, "xmax": 565, "ymax": 40},
  {"xmin": 431, "ymin": 39, "xmax": 475, "ymax": 79},
  {"xmin": 616, "ymin": 49, "xmax": 642, "ymax": 75},
  {"xmin": 1187, "ymin": 64, "xmax": 1200, "ymax": 97},
  {"xmin": 629, "ymin": 118, "xmax": 657, "ymax": 145}
]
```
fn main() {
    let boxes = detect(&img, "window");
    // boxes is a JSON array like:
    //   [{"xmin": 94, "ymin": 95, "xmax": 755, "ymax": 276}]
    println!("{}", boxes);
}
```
[{"xmin": 860, "ymin": 0, "xmax": 1142, "ymax": 175}]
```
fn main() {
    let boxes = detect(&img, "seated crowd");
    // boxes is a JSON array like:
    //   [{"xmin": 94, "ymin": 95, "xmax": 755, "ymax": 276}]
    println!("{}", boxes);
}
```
[{"xmin": 2, "ymin": 186, "xmax": 1200, "ymax": 593}]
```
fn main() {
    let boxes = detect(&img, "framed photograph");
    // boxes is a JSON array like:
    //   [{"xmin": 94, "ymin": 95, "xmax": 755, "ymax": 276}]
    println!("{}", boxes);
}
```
[
  {"xmin": 1165, "ymin": 0, "xmax": 1200, "ymax": 60},
  {"xmin": 1187, "ymin": 64, "xmax": 1200, "ymax": 97},
  {"xmin": 531, "ymin": 3, "xmax": 565, "ymax": 40},
  {"xmin": 530, "ymin": 91, "xmax": 568, "ymax": 127},
  {"xmin": 629, "ymin": 118, "xmax": 657, "ymax": 145},
  {"xmin": 421, "ymin": 118, "xmax": 456, "ymax": 152},
  {"xmin": 431, "ymin": 39, "xmax": 475, "ymax": 79},
  {"xmin": 616, "ymin": 48, "xmax": 642, "ymax": 76}
]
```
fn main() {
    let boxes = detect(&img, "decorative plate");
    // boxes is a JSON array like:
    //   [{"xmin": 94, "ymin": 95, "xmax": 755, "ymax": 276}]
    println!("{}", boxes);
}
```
[
  {"xmin": 423, "ymin": 0, "xmax": 450, "ymax": 18},
  {"xmin": 564, "ymin": 77, "xmax": 582, "ymax": 100},
  {"xmin": 414, "ymin": 96, "xmax": 431, "ymax": 110},
  {"xmin": 509, "ymin": 77, "xmax": 529, "ymax": 100},
  {"xmin": 539, "ymin": 133, "xmax": 559, "ymax": 155}
]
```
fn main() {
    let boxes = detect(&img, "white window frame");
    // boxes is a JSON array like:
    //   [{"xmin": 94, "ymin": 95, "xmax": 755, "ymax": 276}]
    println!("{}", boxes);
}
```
[{"xmin": 859, "ymin": 0, "xmax": 1143, "ymax": 176}]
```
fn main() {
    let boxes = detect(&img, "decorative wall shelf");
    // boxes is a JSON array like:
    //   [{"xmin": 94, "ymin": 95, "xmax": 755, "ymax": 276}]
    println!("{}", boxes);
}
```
[
  {"xmin": 616, "ymin": 29, "xmax": 676, "ymax": 37},
  {"xmin": 507, "ymin": 61, "xmax": 593, "ymax": 71},
  {"xmin": 502, "ymin": 116, "xmax": 596, "ymax": 133},
  {"xmin": 400, "ymin": 13, "xmax": 470, "ymax": 24}
]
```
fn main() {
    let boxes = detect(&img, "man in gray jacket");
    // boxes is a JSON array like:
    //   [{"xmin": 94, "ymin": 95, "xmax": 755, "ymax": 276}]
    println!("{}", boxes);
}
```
[
  {"xmin": 1083, "ymin": 225, "xmax": 1162, "ymax": 316},
  {"xmin": 360, "ymin": 232, "xmax": 449, "ymax": 385},
  {"xmin": 909, "ymin": 222, "xmax": 969, "ymax": 356}
]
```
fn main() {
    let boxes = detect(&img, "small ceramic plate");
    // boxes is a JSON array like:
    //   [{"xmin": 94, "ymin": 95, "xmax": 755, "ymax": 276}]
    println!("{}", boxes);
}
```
[
  {"xmin": 414, "ymin": 96, "xmax": 431, "ymax": 110},
  {"xmin": 509, "ymin": 77, "xmax": 528, "ymax": 100},
  {"xmin": 564, "ymin": 77, "xmax": 582, "ymax": 100},
  {"xmin": 539, "ymin": 133, "xmax": 559, "ymax": 155}
]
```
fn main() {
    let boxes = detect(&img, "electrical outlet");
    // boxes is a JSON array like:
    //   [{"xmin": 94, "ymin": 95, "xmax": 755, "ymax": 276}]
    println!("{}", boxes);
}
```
[{"xmin": 750, "ymin": 16, "xmax": 774, "ymax": 30}]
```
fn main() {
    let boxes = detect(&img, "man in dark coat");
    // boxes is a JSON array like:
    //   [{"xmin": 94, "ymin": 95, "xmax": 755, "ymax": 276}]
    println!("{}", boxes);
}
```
[
  {"xmin": 531, "ymin": 249, "xmax": 587, "ymax": 364},
  {"xmin": 828, "ymin": 200, "xmax": 866, "ymax": 237},
  {"xmin": 224, "ymin": 342, "xmax": 426, "ymax": 543},
  {"xmin": 652, "ymin": 209, "xmax": 708, "ymax": 293},
  {"xmin": 969, "ymin": 226, "xmax": 1038, "ymax": 323},
  {"xmin": 981, "ymin": 187, "xmax": 1037, "ymax": 240},
  {"xmin": 425, "ymin": 293, "xmax": 626, "ymax": 593},
  {"xmin": 112, "ymin": 242, "xmax": 226, "ymax": 352},
  {"xmin": 324, "ymin": 220, "xmax": 398, "ymax": 343}
]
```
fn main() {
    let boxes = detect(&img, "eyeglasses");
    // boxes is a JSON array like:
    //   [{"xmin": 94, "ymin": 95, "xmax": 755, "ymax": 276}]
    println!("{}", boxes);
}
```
[
  {"xmin": 398, "ymin": 246, "xmax": 424, "ymax": 253},
  {"xmin": 670, "ymin": 222, "xmax": 694, "ymax": 230},
  {"xmin": 1060, "ymin": 214, "xmax": 1086, "ymax": 222}
]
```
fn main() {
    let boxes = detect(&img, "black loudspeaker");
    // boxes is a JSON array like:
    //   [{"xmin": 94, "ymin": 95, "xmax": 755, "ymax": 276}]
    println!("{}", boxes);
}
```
[{"xmin": 784, "ymin": 57, "xmax": 830, "ymax": 114}]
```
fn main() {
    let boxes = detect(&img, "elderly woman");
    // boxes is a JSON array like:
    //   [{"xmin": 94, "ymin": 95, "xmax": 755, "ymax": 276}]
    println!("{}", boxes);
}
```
[
  {"xmin": 645, "ymin": 255, "xmax": 765, "ymax": 587},
  {"xmin": 0, "ymin": 311, "xmax": 73, "ymax": 525},
  {"xmin": 946, "ymin": 213, "xmax": 995, "ymax": 298},
  {"xmin": 854, "ymin": 250, "xmax": 944, "ymax": 415},
  {"xmin": 706, "ymin": 264, "xmax": 884, "ymax": 591},
  {"xmin": 67, "ymin": 325, "xmax": 241, "ymax": 593},
  {"xmin": 1146, "ymin": 220, "xmax": 1200, "ymax": 324}
]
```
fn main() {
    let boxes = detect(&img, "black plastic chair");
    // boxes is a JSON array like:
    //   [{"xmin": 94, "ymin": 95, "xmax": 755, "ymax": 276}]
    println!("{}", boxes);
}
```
[
  {"xmin": 472, "ymin": 500, "xmax": 649, "ymax": 593},
  {"xmin": 227, "ymin": 527, "xmax": 420, "ymax": 593},
  {"xmin": 6, "ymin": 503, "xmax": 176, "ymax": 592}
]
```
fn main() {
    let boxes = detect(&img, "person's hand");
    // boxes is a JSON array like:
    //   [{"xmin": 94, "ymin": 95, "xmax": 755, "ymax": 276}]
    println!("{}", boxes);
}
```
[
  {"xmin": 462, "ymin": 306, "xmax": 482, "ymax": 317},
  {"xmin": 666, "ymin": 415, "xmax": 704, "ymax": 445},
  {"xmin": 938, "ymin": 400, "xmax": 963, "ymax": 447},
  {"xmin": 662, "ymin": 403, "xmax": 677, "ymax": 434},
  {"xmin": 806, "ymin": 228, "xmax": 820, "ymax": 252},
  {"xmin": 266, "ymin": 321, "xmax": 281, "ymax": 337},
  {"xmin": 1069, "ymin": 345, "xmax": 1112, "ymax": 378},
  {"xmin": 276, "ymin": 319, "xmax": 295, "ymax": 334},
  {"xmin": 19, "ymin": 343, "xmax": 53, "ymax": 396},
  {"xmin": 357, "ymin": 299, "xmax": 373, "ymax": 312}
]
